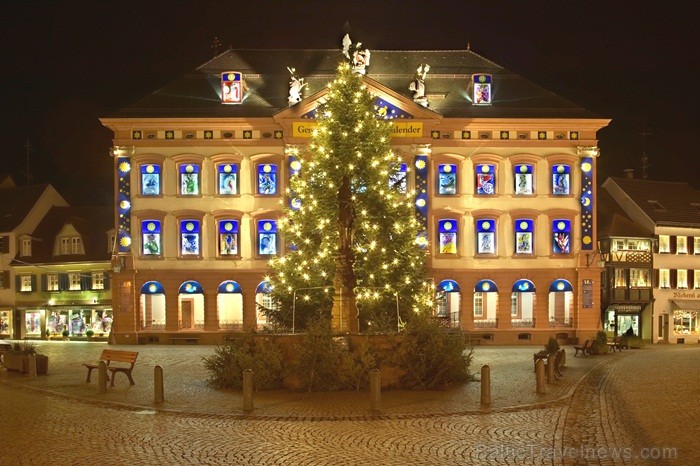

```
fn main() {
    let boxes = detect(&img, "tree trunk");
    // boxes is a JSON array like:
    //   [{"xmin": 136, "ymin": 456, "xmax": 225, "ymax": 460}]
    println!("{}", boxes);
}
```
[{"xmin": 332, "ymin": 175, "xmax": 359, "ymax": 332}]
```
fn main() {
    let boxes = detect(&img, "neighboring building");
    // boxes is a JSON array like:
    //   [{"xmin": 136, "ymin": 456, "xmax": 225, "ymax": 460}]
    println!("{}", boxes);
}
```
[
  {"xmin": 598, "ymin": 189, "xmax": 654, "ymax": 340},
  {"xmin": 0, "ymin": 182, "xmax": 68, "ymax": 339},
  {"xmin": 11, "ymin": 206, "xmax": 114, "ymax": 339},
  {"xmin": 602, "ymin": 177, "xmax": 700, "ymax": 344},
  {"xmin": 101, "ymin": 44, "xmax": 610, "ymax": 345}
]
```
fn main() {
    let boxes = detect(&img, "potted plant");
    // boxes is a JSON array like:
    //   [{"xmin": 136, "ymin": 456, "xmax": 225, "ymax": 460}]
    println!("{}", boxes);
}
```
[
  {"xmin": 4, "ymin": 341, "xmax": 49, "ymax": 375},
  {"xmin": 44, "ymin": 329, "xmax": 50, "ymax": 340},
  {"xmin": 533, "ymin": 336, "xmax": 560, "ymax": 369},
  {"xmin": 86, "ymin": 329, "xmax": 95, "ymax": 341},
  {"xmin": 591, "ymin": 330, "xmax": 608, "ymax": 355},
  {"xmin": 62, "ymin": 329, "xmax": 70, "ymax": 340}
]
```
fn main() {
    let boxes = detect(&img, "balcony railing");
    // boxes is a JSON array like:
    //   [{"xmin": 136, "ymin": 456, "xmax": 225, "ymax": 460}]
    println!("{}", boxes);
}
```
[
  {"xmin": 549, "ymin": 318, "xmax": 573, "ymax": 327},
  {"xmin": 473, "ymin": 319, "xmax": 497, "ymax": 328},
  {"xmin": 511, "ymin": 319, "xmax": 534, "ymax": 328}
]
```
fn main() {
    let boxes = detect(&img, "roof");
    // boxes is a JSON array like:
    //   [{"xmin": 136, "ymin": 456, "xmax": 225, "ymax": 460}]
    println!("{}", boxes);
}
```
[
  {"xmin": 597, "ymin": 189, "xmax": 653, "ymax": 238},
  {"xmin": 0, "ymin": 184, "xmax": 53, "ymax": 232},
  {"xmin": 606, "ymin": 177, "xmax": 700, "ymax": 227},
  {"xmin": 109, "ymin": 48, "xmax": 599, "ymax": 120},
  {"xmin": 13, "ymin": 206, "xmax": 113, "ymax": 265}
]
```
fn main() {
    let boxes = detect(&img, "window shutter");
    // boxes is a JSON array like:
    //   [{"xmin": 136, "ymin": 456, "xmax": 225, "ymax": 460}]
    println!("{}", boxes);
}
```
[
  {"xmin": 30, "ymin": 274, "xmax": 37, "ymax": 292},
  {"xmin": 653, "ymin": 236, "xmax": 659, "ymax": 253},
  {"xmin": 670, "ymin": 236, "xmax": 677, "ymax": 254},
  {"xmin": 670, "ymin": 269, "xmax": 677, "ymax": 289},
  {"xmin": 689, "ymin": 237, "xmax": 694, "ymax": 254},
  {"xmin": 15, "ymin": 275, "xmax": 21, "ymax": 290},
  {"xmin": 2, "ymin": 271, "xmax": 9, "ymax": 289},
  {"xmin": 0, "ymin": 235, "xmax": 9, "ymax": 253},
  {"xmin": 41, "ymin": 274, "xmax": 47, "ymax": 292},
  {"xmin": 103, "ymin": 272, "xmax": 111, "ymax": 290},
  {"xmin": 81, "ymin": 274, "xmax": 91, "ymax": 291},
  {"xmin": 59, "ymin": 273, "xmax": 68, "ymax": 291},
  {"xmin": 654, "ymin": 269, "xmax": 659, "ymax": 288}
]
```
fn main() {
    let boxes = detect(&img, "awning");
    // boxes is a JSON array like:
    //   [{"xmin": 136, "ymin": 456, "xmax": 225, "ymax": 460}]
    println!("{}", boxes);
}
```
[
  {"xmin": 671, "ymin": 300, "xmax": 700, "ymax": 311},
  {"xmin": 612, "ymin": 304, "xmax": 642, "ymax": 312}
]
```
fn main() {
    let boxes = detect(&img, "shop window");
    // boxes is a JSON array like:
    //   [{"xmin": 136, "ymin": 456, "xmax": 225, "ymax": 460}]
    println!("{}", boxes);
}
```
[
  {"xmin": 552, "ymin": 220, "xmax": 571, "ymax": 254},
  {"xmin": 389, "ymin": 163, "xmax": 407, "ymax": 194},
  {"xmin": 614, "ymin": 269, "xmax": 627, "ymax": 288},
  {"xmin": 140, "ymin": 164, "xmax": 161, "ymax": 196},
  {"xmin": 179, "ymin": 164, "xmax": 200, "ymax": 195},
  {"xmin": 677, "ymin": 269, "xmax": 688, "ymax": 289},
  {"xmin": 69, "ymin": 273, "xmax": 81, "ymax": 291},
  {"xmin": 180, "ymin": 220, "xmax": 201, "ymax": 256},
  {"xmin": 659, "ymin": 269, "xmax": 670, "ymax": 288},
  {"xmin": 476, "ymin": 219, "xmax": 496, "ymax": 254},
  {"xmin": 257, "ymin": 163, "xmax": 278, "ymax": 195},
  {"xmin": 142, "ymin": 220, "xmax": 162, "ymax": 256},
  {"xmin": 219, "ymin": 220, "xmax": 239, "ymax": 256},
  {"xmin": 218, "ymin": 163, "xmax": 239, "ymax": 195},
  {"xmin": 21, "ymin": 239, "xmax": 31, "ymax": 257},
  {"xmin": 630, "ymin": 268, "xmax": 651, "ymax": 288},
  {"xmin": 437, "ymin": 164, "xmax": 457, "ymax": 195},
  {"xmin": 673, "ymin": 310, "xmax": 698, "ymax": 335},
  {"xmin": 659, "ymin": 235, "xmax": 670, "ymax": 253},
  {"xmin": 257, "ymin": 220, "xmax": 278, "ymax": 256},
  {"xmin": 552, "ymin": 164, "xmax": 570, "ymax": 195},
  {"xmin": 475, "ymin": 164, "xmax": 495, "ymax": 195},
  {"xmin": 515, "ymin": 219, "xmax": 534, "ymax": 254},
  {"xmin": 514, "ymin": 164, "xmax": 533, "ymax": 195},
  {"xmin": 438, "ymin": 219, "xmax": 458, "ymax": 255},
  {"xmin": 677, "ymin": 236, "xmax": 688, "ymax": 254},
  {"xmin": 48, "ymin": 273, "xmax": 59, "ymax": 291},
  {"xmin": 92, "ymin": 272, "xmax": 105, "ymax": 290}
]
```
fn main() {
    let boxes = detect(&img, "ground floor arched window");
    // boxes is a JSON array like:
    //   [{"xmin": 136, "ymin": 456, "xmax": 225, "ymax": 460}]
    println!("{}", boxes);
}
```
[
  {"xmin": 511, "ymin": 279, "xmax": 535, "ymax": 327},
  {"xmin": 436, "ymin": 279, "xmax": 461, "ymax": 329},
  {"xmin": 140, "ymin": 281, "xmax": 166, "ymax": 330},
  {"xmin": 218, "ymin": 280, "xmax": 243, "ymax": 329},
  {"xmin": 179, "ymin": 281, "xmax": 204, "ymax": 329},
  {"xmin": 548, "ymin": 279, "xmax": 573, "ymax": 327},
  {"xmin": 255, "ymin": 281, "xmax": 274, "ymax": 330},
  {"xmin": 473, "ymin": 279, "xmax": 498, "ymax": 328}
]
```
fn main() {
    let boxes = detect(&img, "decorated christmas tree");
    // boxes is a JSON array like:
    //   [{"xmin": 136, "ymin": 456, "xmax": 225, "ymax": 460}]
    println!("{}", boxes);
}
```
[{"xmin": 267, "ymin": 62, "xmax": 431, "ymax": 332}]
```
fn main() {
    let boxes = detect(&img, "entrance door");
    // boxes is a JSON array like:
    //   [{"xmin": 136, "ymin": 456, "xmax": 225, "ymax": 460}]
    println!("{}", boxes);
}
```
[
  {"xmin": 617, "ymin": 314, "xmax": 640, "ymax": 337},
  {"xmin": 181, "ymin": 300, "xmax": 193, "ymax": 329}
]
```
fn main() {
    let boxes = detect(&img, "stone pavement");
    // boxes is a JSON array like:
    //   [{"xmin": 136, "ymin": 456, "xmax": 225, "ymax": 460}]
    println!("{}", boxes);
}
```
[{"xmin": 0, "ymin": 341, "xmax": 697, "ymax": 465}]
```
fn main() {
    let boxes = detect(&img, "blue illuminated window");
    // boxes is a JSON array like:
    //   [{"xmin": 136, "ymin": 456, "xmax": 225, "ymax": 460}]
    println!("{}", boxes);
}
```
[
  {"xmin": 140, "ymin": 164, "xmax": 161, "ymax": 196},
  {"xmin": 475, "ymin": 164, "xmax": 496, "ymax": 195},
  {"xmin": 515, "ymin": 219, "xmax": 534, "ymax": 254},
  {"xmin": 257, "ymin": 164, "xmax": 278, "ymax": 195},
  {"xmin": 389, "ymin": 163, "xmax": 407, "ymax": 194},
  {"xmin": 141, "ymin": 220, "xmax": 162, "ymax": 256},
  {"xmin": 552, "ymin": 220, "xmax": 571, "ymax": 254},
  {"xmin": 179, "ymin": 164, "xmax": 200, "ymax": 195},
  {"xmin": 438, "ymin": 219, "xmax": 458, "ymax": 255},
  {"xmin": 219, "ymin": 220, "xmax": 239, "ymax": 256},
  {"xmin": 552, "ymin": 164, "xmax": 571, "ymax": 195},
  {"xmin": 476, "ymin": 219, "xmax": 496, "ymax": 254},
  {"xmin": 218, "ymin": 164, "xmax": 239, "ymax": 195},
  {"xmin": 514, "ymin": 164, "xmax": 533, "ymax": 195},
  {"xmin": 257, "ymin": 220, "xmax": 277, "ymax": 256},
  {"xmin": 471, "ymin": 74, "xmax": 492, "ymax": 105},
  {"xmin": 438, "ymin": 164, "xmax": 457, "ymax": 195},
  {"xmin": 180, "ymin": 220, "xmax": 200, "ymax": 256}
]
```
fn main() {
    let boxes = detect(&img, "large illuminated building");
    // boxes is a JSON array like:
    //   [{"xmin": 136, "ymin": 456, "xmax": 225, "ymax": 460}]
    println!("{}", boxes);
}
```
[{"xmin": 101, "ymin": 42, "xmax": 609, "ymax": 345}]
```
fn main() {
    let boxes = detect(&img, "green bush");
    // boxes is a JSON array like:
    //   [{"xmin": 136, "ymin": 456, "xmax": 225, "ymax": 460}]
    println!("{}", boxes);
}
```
[
  {"xmin": 62, "ymin": 330, "xmax": 69, "ymax": 337},
  {"xmin": 85, "ymin": 329, "xmax": 94, "ymax": 338},
  {"xmin": 11, "ymin": 341, "xmax": 39, "ymax": 355},
  {"xmin": 389, "ymin": 313, "xmax": 473, "ymax": 390},
  {"xmin": 544, "ymin": 336, "xmax": 560, "ymax": 354},
  {"xmin": 338, "ymin": 339, "xmax": 379, "ymax": 391},
  {"xmin": 203, "ymin": 334, "xmax": 284, "ymax": 390},
  {"xmin": 626, "ymin": 336, "xmax": 646, "ymax": 348},
  {"xmin": 294, "ymin": 317, "xmax": 346, "ymax": 391}
]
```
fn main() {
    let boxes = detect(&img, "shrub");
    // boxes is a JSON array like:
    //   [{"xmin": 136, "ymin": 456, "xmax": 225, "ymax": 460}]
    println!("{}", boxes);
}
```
[
  {"xmin": 85, "ymin": 329, "xmax": 95, "ymax": 338},
  {"xmin": 338, "ymin": 339, "xmax": 380, "ymax": 391},
  {"xmin": 389, "ymin": 313, "xmax": 473, "ymax": 390},
  {"xmin": 544, "ymin": 336, "xmax": 560, "ymax": 354},
  {"xmin": 294, "ymin": 317, "xmax": 347, "ymax": 391},
  {"xmin": 626, "ymin": 336, "xmax": 646, "ymax": 348},
  {"xmin": 62, "ymin": 330, "xmax": 70, "ymax": 337},
  {"xmin": 11, "ymin": 341, "xmax": 39, "ymax": 355},
  {"xmin": 203, "ymin": 334, "xmax": 284, "ymax": 390}
]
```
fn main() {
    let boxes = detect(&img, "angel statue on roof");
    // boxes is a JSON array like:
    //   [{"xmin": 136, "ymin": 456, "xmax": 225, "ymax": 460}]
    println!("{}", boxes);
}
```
[
  {"xmin": 341, "ymin": 33, "xmax": 370, "ymax": 75},
  {"xmin": 287, "ymin": 67, "xmax": 307, "ymax": 106},
  {"xmin": 409, "ymin": 63, "xmax": 430, "ymax": 107}
]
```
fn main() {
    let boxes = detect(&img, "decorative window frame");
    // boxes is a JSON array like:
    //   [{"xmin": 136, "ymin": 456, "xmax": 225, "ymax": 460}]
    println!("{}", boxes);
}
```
[
  {"xmin": 250, "ymin": 210, "xmax": 282, "ymax": 258},
  {"xmin": 172, "ymin": 154, "xmax": 205, "ymax": 197},
  {"xmin": 509, "ymin": 154, "xmax": 539, "ymax": 196},
  {"xmin": 250, "ymin": 153, "xmax": 284, "ymax": 197},
  {"xmin": 547, "ymin": 210, "xmax": 576, "ymax": 257},
  {"xmin": 136, "ymin": 210, "xmax": 167, "ymax": 259},
  {"xmin": 211, "ymin": 154, "xmax": 244, "ymax": 197},
  {"xmin": 473, "ymin": 210, "xmax": 501, "ymax": 257},
  {"xmin": 212, "ymin": 210, "xmax": 245, "ymax": 259},
  {"xmin": 546, "ymin": 154, "xmax": 577, "ymax": 197},
  {"xmin": 471, "ymin": 155, "xmax": 500, "ymax": 196},
  {"xmin": 434, "ymin": 213, "xmax": 462, "ymax": 257},
  {"xmin": 433, "ymin": 154, "xmax": 463, "ymax": 197},
  {"xmin": 173, "ymin": 210, "xmax": 205, "ymax": 259},
  {"xmin": 134, "ymin": 155, "xmax": 166, "ymax": 197}
]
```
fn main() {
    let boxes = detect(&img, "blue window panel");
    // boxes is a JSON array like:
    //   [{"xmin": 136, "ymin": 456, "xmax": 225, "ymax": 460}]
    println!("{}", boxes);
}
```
[
  {"xmin": 180, "ymin": 220, "xmax": 200, "ymax": 255},
  {"xmin": 218, "ymin": 164, "xmax": 239, "ymax": 195},
  {"xmin": 475, "ymin": 164, "xmax": 496, "ymax": 195},
  {"xmin": 553, "ymin": 219, "xmax": 571, "ymax": 254},
  {"xmin": 141, "ymin": 164, "xmax": 161, "ymax": 196},
  {"xmin": 140, "ymin": 281, "xmax": 165, "ymax": 295},
  {"xmin": 515, "ymin": 219, "xmax": 533, "ymax": 254},
  {"xmin": 258, "ymin": 220, "xmax": 277, "ymax": 255},
  {"xmin": 256, "ymin": 281, "xmax": 272, "ymax": 294},
  {"xmin": 549, "ymin": 279, "xmax": 573, "ymax": 292},
  {"xmin": 258, "ymin": 164, "xmax": 278, "ymax": 195},
  {"xmin": 514, "ymin": 164, "xmax": 533, "ymax": 195},
  {"xmin": 219, "ymin": 220, "xmax": 239, "ymax": 256},
  {"xmin": 179, "ymin": 164, "xmax": 200, "ymax": 195},
  {"xmin": 438, "ymin": 219, "xmax": 458, "ymax": 255},
  {"xmin": 438, "ymin": 164, "xmax": 457, "ymax": 195},
  {"xmin": 179, "ymin": 280, "xmax": 203, "ymax": 294},
  {"xmin": 472, "ymin": 74, "xmax": 492, "ymax": 105},
  {"xmin": 474, "ymin": 279, "xmax": 498, "ymax": 293},
  {"xmin": 552, "ymin": 164, "xmax": 571, "ymax": 195},
  {"xmin": 389, "ymin": 163, "xmax": 407, "ymax": 193},
  {"xmin": 512, "ymin": 279, "xmax": 536, "ymax": 293},
  {"xmin": 142, "ymin": 220, "xmax": 161, "ymax": 256},
  {"xmin": 437, "ymin": 279, "xmax": 460, "ymax": 293},
  {"xmin": 218, "ymin": 281, "xmax": 242, "ymax": 294}
]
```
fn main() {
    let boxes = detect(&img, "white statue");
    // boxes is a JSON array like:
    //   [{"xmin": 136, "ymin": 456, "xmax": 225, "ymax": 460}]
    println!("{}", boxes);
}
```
[
  {"xmin": 342, "ymin": 34, "xmax": 352, "ymax": 59},
  {"xmin": 409, "ymin": 63, "xmax": 430, "ymax": 107},
  {"xmin": 287, "ymin": 67, "xmax": 307, "ymax": 106},
  {"xmin": 352, "ymin": 43, "xmax": 371, "ymax": 75}
]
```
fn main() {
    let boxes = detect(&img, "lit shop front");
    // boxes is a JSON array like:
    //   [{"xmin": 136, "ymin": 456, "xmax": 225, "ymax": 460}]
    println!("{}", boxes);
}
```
[
  {"xmin": 18, "ymin": 307, "xmax": 113, "ymax": 338},
  {"xmin": 603, "ymin": 304, "xmax": 646, "ymax": 338},
  {"xmin": 670, "ymin": 300, "xmax": 699, "ymax": 344},
  {"xmin": 0, "ymin": 309, "xmax": 13, "ymax": 338}
]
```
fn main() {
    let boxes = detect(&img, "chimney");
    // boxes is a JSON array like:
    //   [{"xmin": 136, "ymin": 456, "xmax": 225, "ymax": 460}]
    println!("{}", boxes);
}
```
[{"xmin": 623, "ymin": 169, "xmax": 635, "ymax": 179}]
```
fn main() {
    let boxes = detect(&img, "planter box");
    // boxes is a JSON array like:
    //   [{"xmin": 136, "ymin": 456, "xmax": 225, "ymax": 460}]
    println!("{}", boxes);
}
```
[{"xmin": 3, "ymin": 353, "xmax": 48, "ymax": 375}]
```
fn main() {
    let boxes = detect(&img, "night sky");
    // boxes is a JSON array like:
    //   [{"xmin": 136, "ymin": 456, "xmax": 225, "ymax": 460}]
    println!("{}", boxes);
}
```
[{"xmin": 1, "ymin": 1, "xmax": 698, "ymax": 206}]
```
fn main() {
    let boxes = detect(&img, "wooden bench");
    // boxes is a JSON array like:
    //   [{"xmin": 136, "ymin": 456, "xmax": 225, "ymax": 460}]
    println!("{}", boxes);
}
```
[
  {"xmin": 608, "ymin": 336, "xmax": 623, "ymax": 352},
  {"xmin": 573, "ymin": 339, "xmax": 593, "ymax": 357},
  {"xmin": 83, "ymin": 349, "xmax": 138, "ymax": 386},
  {"xmin": 544, "ymin": 348, "xmax": 565, "ymax": 379}
]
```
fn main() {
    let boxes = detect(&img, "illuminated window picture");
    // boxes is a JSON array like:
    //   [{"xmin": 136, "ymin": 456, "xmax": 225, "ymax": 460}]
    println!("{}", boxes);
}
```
[
  {"xmin": 221, "ymin": 71, "xmax": 243, "ymax": 104},
  {"xmin": 515, "ymin": 219, "xmax": 533, "ymax": 254},
  {"xmin": 552, "ymin": 164, "xmax": 571, "ymax": 195},
  {"xmin": 257, "ymin": 164, "xmax": 277, "ymax": 195},
  {"xmin": 389, "ymin": 163, "xmax": 407, "ymax": 193},
  {"xmin": 179, "ymin": 164, "xmax": 200, "ymax": 195},
  {"xmin": 477, "ymin": 220, "xmax": 496, "ymax": 254},
  {"xmin": 219, "ymin": 220, "xmax": 239, "ymax": 256},
  {"xmin": 289, "ymin": 157, "xmax": 303, "ymax": 210},
  {"xmin": 218, "ymin": 164, "xmax": 238, "ymax": 195},
  {"xmin": 438, "ymin": 219, "xmax": 458, "ymax": 255},
  {"xmin": 471, "ymin": 74, "xmax": 492, "ymax": 105},
  {"xmin": 141, "ymin": 164, "xmax": 161, "ymax": 196},
  {"xmin": 514, "ymin": 164, "xmax": 533, "ymax": 195},
  {"xmin": 552, "ymin": 220, "xmax": 571, "ymax": 254},
  {"xmin": 180, "ymin": 220, "xmax": 200, "ymax": 256},
  {"xmin": 258, "ymin": 220, "xmax": 277, "ymax": 255},
  {"xmin": 475, "ymin": 164, "xmax": 496, "ymax": 195},
  {"xmin": 438, "ymin": 164, "xmax": 457, "ymax": 195},
  {"xmin": 142, "ymin": 220, "xmax": 161, "ymax": 256}
]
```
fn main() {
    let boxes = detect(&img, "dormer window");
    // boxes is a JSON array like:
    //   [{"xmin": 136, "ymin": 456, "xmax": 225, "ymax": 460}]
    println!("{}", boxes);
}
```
[
  {"xmin": 470, "ymin": 74, "xmax": 492, "ymax": 105},
  {"xmin": 60, "ymin": 236, "xmax": 82, "ymax": 255},
  {"xmin": 21, "ymin": 238, "xmax": 32, "ymax": 257},
  {"xmin": 647, "ymin": 200, "xmax": 666, "ymax": 211},
  {"xmin": 221, "ymin": 71, "xmax": 244, "ymax": 104}
]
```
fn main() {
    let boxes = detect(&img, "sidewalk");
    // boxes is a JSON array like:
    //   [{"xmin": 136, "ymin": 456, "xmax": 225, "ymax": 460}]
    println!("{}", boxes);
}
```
[{"xmin": 0, "ymin": 341, "xmax": 613, "ymax": 419}]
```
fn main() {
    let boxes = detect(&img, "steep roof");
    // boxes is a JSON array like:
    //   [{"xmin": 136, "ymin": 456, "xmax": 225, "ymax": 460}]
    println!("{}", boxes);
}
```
[
  {"xmin": 14, "ymin": 206, "xmax": 113, "ymax": 264},
  {"xmin": 607, "ymin": 177, "xmax": 700, "ymax": 227},
  {"xmin": 598, "ymin": 189, "xmax": 653, "ymax": 238},
  {"xmin": 109, "ymin": 48, "xmax": 598, "ymax": 120},
  {"xmin": 0, "ymin": 184, "xmax": 53, "ymax": 232}
]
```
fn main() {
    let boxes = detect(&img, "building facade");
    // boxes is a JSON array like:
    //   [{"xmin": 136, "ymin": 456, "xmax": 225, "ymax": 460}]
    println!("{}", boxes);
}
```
[
  {"xmin": 602, "ymin": 177, "xmax": 700, "ymax": 344},
  {"xmin": 102, "ymin": 45, "xmax": 610, "ymax": 345}
]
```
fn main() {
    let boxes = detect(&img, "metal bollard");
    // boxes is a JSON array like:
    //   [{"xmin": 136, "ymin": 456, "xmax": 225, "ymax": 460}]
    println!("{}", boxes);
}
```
[
  {"xmin": 98, "ymin": 360, "xmax": 108, "ymax": 394},
  {"xmin": 154, "ymin": 365, "xmax": 164, "ymax": 403},
  {"xmin": 480, "ymin": 365, "xmax": 491, "ymax": 405},
  {"xmin": 28, "ymin": 354, "xmax": 37, "ymax": 380},
  {"xmin": 242, "ymin": 369, "xmax": 253, "ymax": 412},
  {"xmin": 536, "ymin": 359, "xmax": 546, "ymax": 394},
  {"xmin": 370, "ymin": 369, "xmax": 381, "ymax": 413},
  {"xmin": 560, "ymin": 348, "xmax": 566, "ymax": 368},
  {"xmin": 546, "ymin": 353, "xmax": 555, "ymax": 384}
]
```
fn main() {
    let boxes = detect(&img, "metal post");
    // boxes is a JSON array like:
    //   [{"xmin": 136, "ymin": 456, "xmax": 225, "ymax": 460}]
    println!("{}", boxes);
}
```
[
  {"xmin": 396, "ymin": 295, "xmax": 400, "ymax": 332},
  {"xmin": 154, "ymin": 365, "xmax": 164, "ymax": 403},
  {"xmin": 292, "ymin": 290, "xmax": 297, "ymax": 334},
  {"xmin": 28, "ymin": 354, "xmax": 37, "ymax": 380},
  {"xmin": 242, "ymin": 369, "xmax": 253, "ymax": 412},
  {"xmin": 536, "ymin": 359, "xmax": 546, "ymax": 394},
  {"xmin": 370, "ymin": 369, "xmax": 381, "ymax": 413},
  {"xmin": 546, "ymin": 353, "xmax": 555, "ymax": 384},
  {"xmin": 560, "ymin": 348, "xmax": 566, "ymax": 368},
  {"xmin": 480, "ymin": 365, "xmax": 491, "ymax": 405},
  {"xmin": 98, "ymin": 360, "xmax": 108, "ymax": 394}
]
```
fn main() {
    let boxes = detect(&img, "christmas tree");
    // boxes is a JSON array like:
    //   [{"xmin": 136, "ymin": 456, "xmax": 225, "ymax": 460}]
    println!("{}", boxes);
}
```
[{"xmin": 267, "ymin": 62, "xmax": 431, "ymax": 332}]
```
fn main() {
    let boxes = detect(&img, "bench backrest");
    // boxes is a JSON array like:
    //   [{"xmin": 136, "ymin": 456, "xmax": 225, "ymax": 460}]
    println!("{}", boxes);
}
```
[
  {"xmin": 99, "ymin": 349, "xmax": 138, "ymax": 365},
  {"xmin": 583, "ymin": 339, "xmax": 593, "ymax": 348}
]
